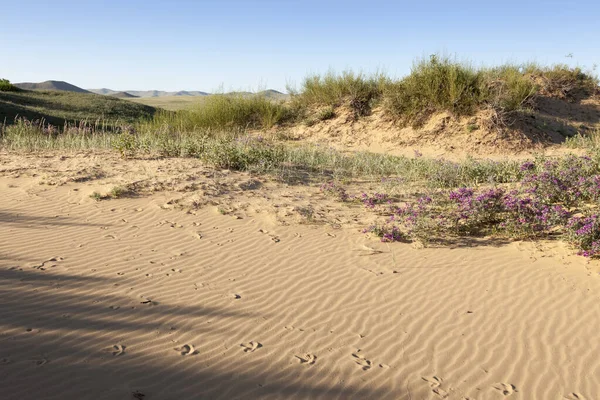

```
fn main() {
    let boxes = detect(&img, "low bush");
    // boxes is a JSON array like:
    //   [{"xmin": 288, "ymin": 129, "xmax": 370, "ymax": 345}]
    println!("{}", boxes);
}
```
[{"xmin": 0, "ymin": 79, "xmax": 19, "ymax": 92}]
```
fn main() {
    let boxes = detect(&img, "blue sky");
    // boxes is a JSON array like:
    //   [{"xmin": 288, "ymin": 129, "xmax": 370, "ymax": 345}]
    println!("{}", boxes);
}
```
[{"xmin": 2, "ymin": 0, "xmax": 598, "ymax": 92}]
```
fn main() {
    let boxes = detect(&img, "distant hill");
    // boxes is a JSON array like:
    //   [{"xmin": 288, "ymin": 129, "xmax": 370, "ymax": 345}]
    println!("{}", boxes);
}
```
[
  {"xmin": 110, "ymin": 91, "xmax": 139, "ymax": 98},
  {"xmin": 0, "ymin": 89, "xmax": 157, "ymax": 127},
  {"xmin": 257, "ymin": 89, "xmax": 289, "ymax": 100},
  {"xmin": 14, "ymin": 80, "xmax": 90, "ymax": 93},
  {"xmin": 88, "ymin": 88, "xmax": 288, "ymax": 99},
  {"xmin": 88, "ymin": 89, "xmax": 210, "ymax": 98}
]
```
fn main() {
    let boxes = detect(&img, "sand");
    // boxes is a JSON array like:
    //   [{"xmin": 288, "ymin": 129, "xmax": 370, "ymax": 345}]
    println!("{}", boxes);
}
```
[{"xmin": 1, "ymin": 152, "xmax": 600, "ymax": 399}]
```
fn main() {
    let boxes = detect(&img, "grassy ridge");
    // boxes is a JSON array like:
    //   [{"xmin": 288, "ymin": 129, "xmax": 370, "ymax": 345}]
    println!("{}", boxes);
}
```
[
  {"xmin": 3, "ymin": 56, "xmax": 597, "ymax": 134},
  {"xmin": 290, "ymin": 56, "xmax": 598, "ymax": 127},
  {"xmin": 0, "ymin": 87, "xmax": 157, "ymax": 127}
]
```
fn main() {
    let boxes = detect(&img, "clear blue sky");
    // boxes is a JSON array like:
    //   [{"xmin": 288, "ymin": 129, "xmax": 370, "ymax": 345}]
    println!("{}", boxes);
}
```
[{"xmin": 2, "ymin": 0, "xmax": 598, "ymax": 92}]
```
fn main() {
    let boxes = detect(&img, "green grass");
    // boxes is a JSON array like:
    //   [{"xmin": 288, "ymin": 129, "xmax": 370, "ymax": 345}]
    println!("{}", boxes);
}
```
[
  {"xmin": 138, "ymin": 94, "xmax": 292, "ymax": 133},
  {"xmin": 288, "ymin": 70, "xmax": 387, "ymax": 117},
  {"xmin": 383, "ymin": 55, "xmax": 538, "ymax": 127},
  {"xmin": 287, "ymin": 55, "xmax": 596, "ymax": 129},
  {"xmin": 0, "ymin": 89, "xmax": 157, "ymax": 127}
]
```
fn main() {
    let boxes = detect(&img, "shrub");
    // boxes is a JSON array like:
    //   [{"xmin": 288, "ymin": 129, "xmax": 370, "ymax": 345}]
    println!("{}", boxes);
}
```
[
  {"xmin": 0, "ymin": 79, "xmax": 19, "ymax": 92},
  {"xmin": 320, "ymin": 181, "xmax": 349, "ymax": 201},
  {"xmin": 565, "ymin": 214, "xmax": 600, "ymax": 257},
  {"xmin": 520, "ymin": 155, "xmax": 599, "ymax": 206}
]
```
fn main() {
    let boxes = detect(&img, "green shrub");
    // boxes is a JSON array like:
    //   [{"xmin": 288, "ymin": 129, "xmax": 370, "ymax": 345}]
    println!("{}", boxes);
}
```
[{"xmin": 0, "ymin": 79, "xmax": 19, "ymax": 92}]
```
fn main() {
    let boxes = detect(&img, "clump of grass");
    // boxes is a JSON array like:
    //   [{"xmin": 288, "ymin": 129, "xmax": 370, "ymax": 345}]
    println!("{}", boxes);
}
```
[
  {"xmin": 317, "ymin": 106, "xmax": 336, "ymax": 121},
  {"xmin": 109, "ymin": 185, "xmax": 128, "ymax": 198},
  {"xmin": 565, "ymin": 129, "xmax": 600, "ymax": 150},
  {"xmin": 289, "ymin": 70, "xmax": 386, "ymax": 117},
  {"xmin": 524, "ymin": 63, "xmax": 599, "ymax": 100},
  {"xmin": 383, "ymin": 55, "xmax": 537, "ymax": 127},
  {"xmin": 89, "ymin": 191, "xmax": 104, "ymax": 201},
  {"xmin": 0, "ymin": 79, "xmax": 19, "ymax": 92},
  {"xmin": 151, "ymin": 94, "xmax": 292, "ymax": 131},
  {"xmin": 89, "ymin": 185, "xmax": 134, "ymax": 201},
  {"xmin": 481, "ymin": 65, "xmax": 538, "ymax": 112},
  {"xmin": 383, "ymin": 55, "xmax": 483, "ymax": 127}
]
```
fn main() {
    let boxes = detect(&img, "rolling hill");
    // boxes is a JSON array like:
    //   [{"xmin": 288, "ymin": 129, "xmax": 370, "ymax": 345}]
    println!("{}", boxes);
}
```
[
  {"xmin": 88, "ymin": 89, "xmax": 210, "ymax": 98},
  {"xmin": 0, "ymin": 89, "xmax": 157, "ymax": 127},
  {"xmin": 110, "ymin": 91, "xmax": 139, "ymax": 98},
  {"xmin": 14, "ymin": 80, "xmax": 91, "ymax": 93}
]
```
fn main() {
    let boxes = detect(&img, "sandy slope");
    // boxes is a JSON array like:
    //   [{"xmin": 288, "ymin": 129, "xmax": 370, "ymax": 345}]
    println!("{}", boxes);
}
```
[{"xmin": 1, "ymin": 154, "xmax": 600, "ymax": 399}]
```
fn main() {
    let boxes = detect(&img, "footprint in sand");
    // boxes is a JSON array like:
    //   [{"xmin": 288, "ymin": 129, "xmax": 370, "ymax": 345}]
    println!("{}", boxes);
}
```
[
  {"xmin": 422, "ymin": 376, "xmax": 449, "ymax": 398},
  {"xmin": 104, "ymin": 344, "xmax": 125, "ymax": 356},
  {"xmin": 174, "ymin": 344, "xmax": 197, "ymax": 356},
  {"xmin": 494, "ymin": 383, "xmax": 517, "ymax": 396},
  {"xmin": 564, "ymin": 393, "xmax": 587, "ymax": 400},
  {"xmin": 240, "ymin": 341, "xmax": 262, "ymax": 353},
  {"xmin": 351, "ymin": 352, "xmax": 373, "ymax": 371},
  {"xmin": 295, "ymin": 353, "xmax": 316, "ymax": 365},
  {"xmin": 32, "ymin": 256, "xmax": 63, "ymax": 270},
  {"xmin": 32, "ymin": 358, "xmax": 48, "ymax": 366},
  {"xmin": 140, "ymin": 298, "xmax": 157, "ymax": 306}
]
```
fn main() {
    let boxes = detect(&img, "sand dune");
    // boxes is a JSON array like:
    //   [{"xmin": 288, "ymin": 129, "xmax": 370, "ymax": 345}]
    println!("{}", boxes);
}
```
[{"xmin": 1, "ymin": 154, "xmax": 600, "ymax": 399}]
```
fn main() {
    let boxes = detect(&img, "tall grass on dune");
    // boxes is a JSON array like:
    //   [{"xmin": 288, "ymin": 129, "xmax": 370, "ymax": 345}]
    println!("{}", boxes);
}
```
[
  {"xmin": 139, "ymin": 94, "xmax": 292, "ymax": 133},
  {"xmin": 288, "ymin": 70, "xmax": 388, "ymax": 117},
  {"xmin": 382, "ymin": 55, "xmax": 538, "ymax": 127}
]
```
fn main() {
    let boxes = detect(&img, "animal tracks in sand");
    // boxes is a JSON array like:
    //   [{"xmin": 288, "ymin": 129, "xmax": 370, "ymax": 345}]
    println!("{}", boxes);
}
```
[
  {"xmin": 564, "ymin": 393, "xmax": 587, "ymax": 400},
  {"xmin": 295, "ymin": 353, "xmax": 317, "ymax": 365},
  {"xmin": 31, "ymin": 358, "xmax": 49, "ymax": 366},
  {"xmin": 104, "ymin": 344, "xmax": 125, "ymax": 356},
  {"xmin": 493, "ymin": 383, "xmax": 518, "ymax": 396},
  {"xmin": 240, "ymin": 341, "xmax": 262, "ymax": 353},
  {"xmin": 351, "ymin": 351, "xmax": 372, "ymax": 371},
  {"xmin": 31, "ymin": 256, "xmax": 64, "ymax": 270},
  {"xmin": 174, "ymin": 344, "xmax": 197, "ymax": 356},
  {"xmin": 422, "ymin": 376, "xmax": 449, "ymax": 398}
]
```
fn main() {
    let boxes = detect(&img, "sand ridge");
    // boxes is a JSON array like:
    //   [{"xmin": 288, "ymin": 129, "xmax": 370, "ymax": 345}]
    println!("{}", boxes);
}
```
[{"xmin": 1, "ymin": 154, "xmax": 600, "ymax": 399}]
